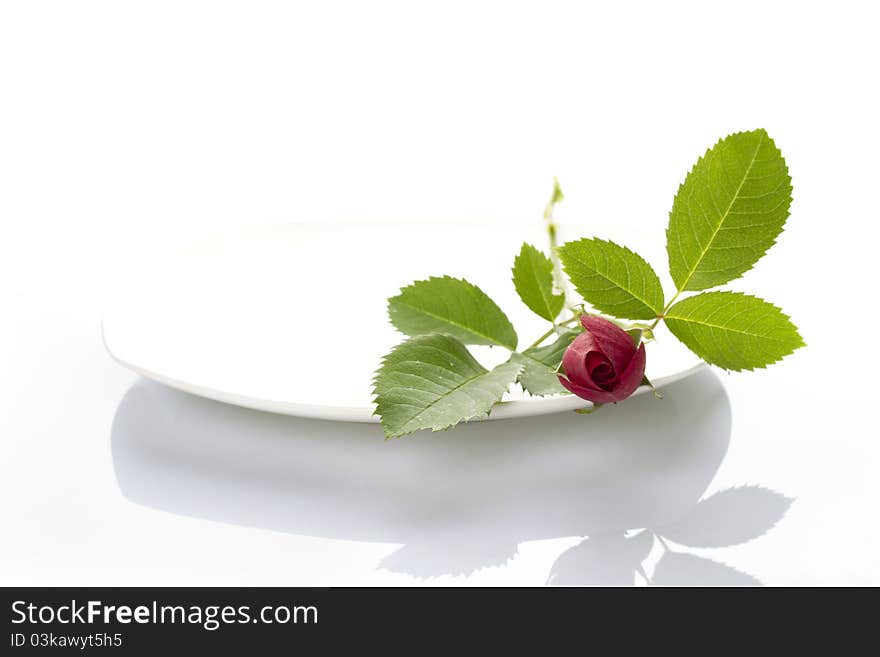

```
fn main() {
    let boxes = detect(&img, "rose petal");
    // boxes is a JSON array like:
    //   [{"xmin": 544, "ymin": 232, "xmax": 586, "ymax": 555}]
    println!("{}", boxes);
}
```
[
  {"xmin": 580, "ymin": 315, "xmax": 637, "ymax": 372},
  {"xmin": 606, "ymin": 342, "xmax": 647, "ymax": 401},
  {"xmin": 558, "ymin": 343, "xmax": 647, "ymax": 404},
  {"xmin": 561, "ymin": 331, "xmax": 601, "ymax": 386},
  {"xmin": 557, "ymin": 374, "xmax": 628, "ymax": 404},
  {"xmin": 585, "ymin": 351, "xmax": 616, "ymax": 388}
]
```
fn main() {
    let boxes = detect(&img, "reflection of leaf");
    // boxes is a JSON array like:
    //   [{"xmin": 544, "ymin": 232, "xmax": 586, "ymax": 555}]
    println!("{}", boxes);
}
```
[
  {"xmin": 547, "ymin": 531, "xmax": 653, "ymax": 586},
  {"xmin": 656, "ymin": 485, "xmax": 793, "ymax": 548},
  {"xmin": 378, "ymin": 542, "xmax": 517, "ymax": 578},
  {"xmin": 651, "ymin": 552, "xmax": 761, "ymax": 586}
]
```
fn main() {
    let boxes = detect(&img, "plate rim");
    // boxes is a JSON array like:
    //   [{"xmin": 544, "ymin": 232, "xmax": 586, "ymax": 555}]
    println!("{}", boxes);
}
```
[
  {"xmin": 103, "ymin": 320, "xmax": 705, "ymax": 423},
  {"xmin": 102, "ymin": 220, "xmax": 705, "ymax": 423}
]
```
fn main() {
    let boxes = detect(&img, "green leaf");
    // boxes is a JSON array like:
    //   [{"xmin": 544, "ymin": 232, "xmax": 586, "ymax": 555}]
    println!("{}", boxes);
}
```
[
  {"xmin": 665, "ymin": 291, "xmax": 804, "ymax": 371},
  {"xmin": 513, "ymin": 329, "xmax": 579, "ymax": 396},
  {"xmin": 627, "ymin": 328, "xmax": 643, "ymax": 347},
  {"xmin": 512, "ymin": 243, "xmax": 566, "ymax": 322},
  {"xmin": 558, "ymin": 238, "xmax": 665, "ymax": 320},
  {"xmin": 667, "ymin": 129, "xmax": 792, "ymax": 292},
  {"xmin": 373, "ymin": 334, "xmax": 523, "ymax": 438},
  {"xmin": 388, "ymin": 276, "xmax": 518, "ymax": 350}
]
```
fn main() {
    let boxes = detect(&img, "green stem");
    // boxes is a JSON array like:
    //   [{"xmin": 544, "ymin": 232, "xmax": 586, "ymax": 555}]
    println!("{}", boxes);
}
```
[
  {"xmin": 544, "ymin": 179, "xmax": 576, "ymax": 311},
  {"xmin": 526, "ymin": 315, "xmax": 580, "ymax": 350},
  {"xmin": 649, "ymin": 290, "xmax": 682, "ymax": 329}
]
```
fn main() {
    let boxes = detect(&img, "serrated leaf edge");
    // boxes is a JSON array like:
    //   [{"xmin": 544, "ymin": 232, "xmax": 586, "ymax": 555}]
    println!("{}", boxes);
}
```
[
  {"xmin": 512, "ymin": 243, "xmax": 565, "ymax": 322},
  {"xmin": 372, "ymin": 336, "xmax": 523, "ymax": 439},
  {"xmin": 666, "ymin": 129, "xmax": 793, "ymax": 291},
  {"xmin": 665, "ymin": 291, "xmax": 805, "ymax": 372},
  {"xmin": 656, "ymin": 485, "xmax": 794, "ymax": 547},
  {"xmin": 558, "ymin": 237, "xmax": 665, "ymax": 318},
  {"xmin": 387, "ymin": 275, "xmax": 518, "ymax": 350}
]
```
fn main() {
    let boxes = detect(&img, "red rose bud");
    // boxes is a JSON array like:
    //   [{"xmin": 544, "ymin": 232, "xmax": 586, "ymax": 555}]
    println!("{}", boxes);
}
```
[{"xmin": 558, "ymin": 315, "xmax": 647, "ymax": 404}]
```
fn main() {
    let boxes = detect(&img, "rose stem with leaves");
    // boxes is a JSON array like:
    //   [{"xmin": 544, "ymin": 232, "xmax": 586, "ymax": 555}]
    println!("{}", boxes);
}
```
[{"xmin": 374, "ymin": 129, "xmax": 805, "ymax": 439}]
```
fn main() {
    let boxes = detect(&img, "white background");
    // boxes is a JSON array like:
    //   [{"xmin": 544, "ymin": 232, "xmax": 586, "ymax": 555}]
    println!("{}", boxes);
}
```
[{"xmin": 1, "ymin": 0, "xmax": 879, "ymax": 585}]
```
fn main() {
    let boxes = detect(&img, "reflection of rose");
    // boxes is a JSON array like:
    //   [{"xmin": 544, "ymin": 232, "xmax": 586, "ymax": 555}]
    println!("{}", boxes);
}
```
[{"xmin": 558, "ymin": 315, "xmax": 646, "ymax": 404}]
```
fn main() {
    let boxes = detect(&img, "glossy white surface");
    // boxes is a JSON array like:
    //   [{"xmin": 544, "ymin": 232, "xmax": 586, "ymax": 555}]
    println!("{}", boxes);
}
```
[
  {"xmin": 2, "ymin": 1, "xmax": 880, "ymax": 586},
  {"xmin": 102, "ymin": 221, "xmax": 702, "ymax": 421},
  {"xmin": 112, "ymin": 369, "xmax": 730, "ymax": 580}
]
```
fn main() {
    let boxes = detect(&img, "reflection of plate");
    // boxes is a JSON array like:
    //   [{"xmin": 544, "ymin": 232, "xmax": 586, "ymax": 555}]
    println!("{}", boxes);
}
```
[
  {"xmin": 111, "ymin": 369, "xmax": 731, "ymax": 547},
  {"xmin": 113, "ymin": 369, "xmax": 792, "ymax": 584},
  {"xmin": 102, "ymin": 221, "xmax": 703, "ymax": 421}
]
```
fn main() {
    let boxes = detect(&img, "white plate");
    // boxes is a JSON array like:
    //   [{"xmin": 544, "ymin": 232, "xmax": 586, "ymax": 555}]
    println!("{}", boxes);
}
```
[{"xmin": 102, "ymin": 221, "xmax": 703, "ymax": 422}]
